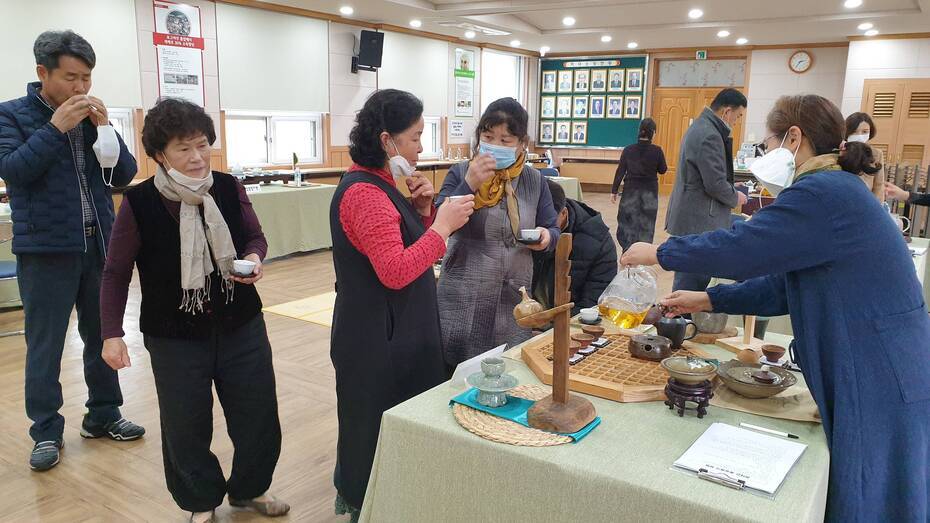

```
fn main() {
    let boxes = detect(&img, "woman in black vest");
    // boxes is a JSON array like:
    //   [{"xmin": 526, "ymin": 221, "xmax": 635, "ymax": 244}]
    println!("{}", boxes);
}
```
[
  {"xmin": 611, "ymin": 118, "xmax": 668, "ymax": 252},
  {"xmin": 329, "ymin": 89, "xmax": 474, "ymax": 519},
  {"xmin": 99, "ymin": 99, "xmax": 287, "ymax": 523}
]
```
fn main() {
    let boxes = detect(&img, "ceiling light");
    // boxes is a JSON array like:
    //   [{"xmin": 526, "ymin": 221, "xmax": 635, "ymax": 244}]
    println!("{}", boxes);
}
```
[
  {"xmin": 857, "ymin": 22, "xmax": 873, "ymax": 30},
  {"xmin": 736, "ymin": 37, "xmax": 748, "ymax": 45},
  {"xmin": 510, "ymin": 39, "xmax": 521, "ymax": 47},
  {"xmin": 562, "ymin": 16, "xmax": 576, "ymax": 26},
  {"xmin": 540, "ymin": 45, "xmax": 550, "ymax": 56},
  {"xmin": 601, "ymin": 35, "xmax": 613, "ymax": 43},
  {"xmin": 717, "ymin": 30, "xmax": 730, "ymax": 38},
  {"xmin": 464, "ymin": 30, "xmax": 476, "ymax": 39},
  {"xmin": 844, "ymin": 0, "xmax": 863, "ymax": 8},
  {"xmin": 339, "ymin": 5, "xmax": 353, "ymax": 15},
  {"xmin": 864, "ymin": 29, "xmax": 879, "ymax": 36},
  {"xmin": 627, "ymin": 42, "xmax": 638, "ymax": 49},
  {"xmin": 688, "ymin": 8, "xmax": 704, "ymax": 19},
  {"xmin": 409, "ymin": 19, "xmax": 422, "ymax": 28}
]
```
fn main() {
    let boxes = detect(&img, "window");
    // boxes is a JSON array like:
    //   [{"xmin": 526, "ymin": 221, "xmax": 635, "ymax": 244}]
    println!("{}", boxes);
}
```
[
  {"xmin": 420, "ymin": 117, "xmax": 442, "ymax": 160},
  {"xmin": 225, "ymin": 112, "xmax": 323, "ymax": 168},
  {"xmin": 108, "ymin": 108, "xmax": 135, "ymax": 157},
  {"xmin": 481, "ymin": 51, "xmax": 525, "ymax": 113}
]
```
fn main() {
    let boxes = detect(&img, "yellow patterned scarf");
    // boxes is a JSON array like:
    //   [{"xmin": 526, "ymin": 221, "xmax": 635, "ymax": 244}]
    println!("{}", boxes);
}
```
[{"xmin": 473, "ymin": 154, "xmax": 525, "ymax": 239}]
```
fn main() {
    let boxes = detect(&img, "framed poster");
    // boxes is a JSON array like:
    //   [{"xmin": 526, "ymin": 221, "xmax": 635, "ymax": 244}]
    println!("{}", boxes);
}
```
[
  {"xmin": 590, "ymin": 69, "xmax": 607, "ymax": 92},
  {"xmin": 153, "ymin": 0, "xmax": 205, "ymax": 107},
  {"xmin": 555, "ymin": 121, "xmax": 571, "ymax": 143},
  {"xmin": 589, "ymin": 96, "xmax": 606, "ymax": 119},
  {"xmin": 571, "ymin": 122, "xmax": 588, "ymax": 144},
  {"xmin": 540, "ymin": 121, "xmax": 555, "ymax": 142},
  {"xmin": 624, "ymin": 95, "xmax": 643, "ymax": 119},
  {"xmin": 572, "ymin": 96, "xmax": 589, "ymax": 118},
  {"xmin": 557, "ymin": 70, "xmax": 573, "ymax": 93},
  {"xmin": 541, "ymin": 96, "xmax": 556, "ymax": 118},
  {"xmin": 573, "ymin": 69, "xmax": 590, "ymax": 92},
  {"xmin": 626, "ymin": 68, "xmax": 644, "ymax": 92},
  {"xmin": 454, "ymin": 48, "xmax": 476, "ymax": 117},
  {"xmin": 542, "ymin": 71, "xmax": 557, "ymax": 93},
  {"xmin": 608, "ymin": 68, "xmax": 625, "ymax": 92},
  {"xmin": 556, "ymin": 96, "xmax": 572, "ymax": 118},
  {"xmin": 607, "ymin": 96, "xmax": 624, "ymax": 119}
]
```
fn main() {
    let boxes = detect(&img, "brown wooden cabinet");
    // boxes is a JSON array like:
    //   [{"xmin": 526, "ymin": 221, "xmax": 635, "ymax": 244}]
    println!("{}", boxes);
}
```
[{"xmin": 862, "ymin": 79, "xmax": 930, "ymax": 167}]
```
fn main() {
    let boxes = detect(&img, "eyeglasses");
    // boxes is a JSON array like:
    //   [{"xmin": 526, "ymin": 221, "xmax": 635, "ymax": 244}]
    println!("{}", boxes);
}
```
[{"xmin": 756, "ymin": 133, "xmax": 787, "ymax": 153}]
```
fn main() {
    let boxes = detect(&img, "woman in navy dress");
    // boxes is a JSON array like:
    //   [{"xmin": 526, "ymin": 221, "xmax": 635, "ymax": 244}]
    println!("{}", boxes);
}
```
[{"xmin": 623, "ymin": 94, "xmax": 930, "ymax": 522}]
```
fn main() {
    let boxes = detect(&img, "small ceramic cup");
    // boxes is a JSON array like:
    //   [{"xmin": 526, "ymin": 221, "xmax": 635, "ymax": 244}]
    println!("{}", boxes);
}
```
[
  {"xmin": 579, "ymin": 307, "xmax": 599, "ymax": 323},
  {"xmin": 481, "ymin": 357, "xmax": 505, "ymax": 377},
  {"xmin": 232, "ymin": 259, "xmax": 256, "ymax": 277},
  {"xmin": 520, "ymin": 228, "xmax": 541, "ymax": 241}
]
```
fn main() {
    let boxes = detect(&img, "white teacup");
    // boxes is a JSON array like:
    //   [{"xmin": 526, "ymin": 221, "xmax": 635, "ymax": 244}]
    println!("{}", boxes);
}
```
[
  {"xmin": 447, "ymin": 195, "xmax": 468, "ymax": 202},
  {"xmin": 520, "ymin": 228, "xmax": 541, "ymax": 242},
  {"xmin": 232, "ymin": 259, "xmax": 256, "ymax": 277},
  {"xmin": 580, "ymin": 307, "xmax": 599, "ymax": 322}
]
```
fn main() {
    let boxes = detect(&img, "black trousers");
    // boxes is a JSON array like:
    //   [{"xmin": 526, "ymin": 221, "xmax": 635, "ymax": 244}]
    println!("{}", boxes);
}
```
[
  {"xmin": 144, "ymin": 313, "xmax": 281, "ymax": 512},
  {"xmin": 17, "ymin": 236, "xmax": 123, "ymax": 442}
]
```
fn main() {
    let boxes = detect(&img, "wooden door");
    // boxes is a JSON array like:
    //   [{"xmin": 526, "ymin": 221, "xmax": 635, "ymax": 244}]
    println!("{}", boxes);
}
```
[
  {"xmin": 653, "ymin": 89, "xmax": 695, "ymax": 195},
  {"xmin": 651, "ymin": 87, "xmax": 745, "ymax": 195}
]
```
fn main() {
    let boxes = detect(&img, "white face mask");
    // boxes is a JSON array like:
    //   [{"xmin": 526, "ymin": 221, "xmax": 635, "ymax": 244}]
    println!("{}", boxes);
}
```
[
  {"xmin": 387, "ymin": 138, "xmax": 415, "ymax": 178},
  {"xmin": 750, "ymin": 133, "xmax": 800, "ymax": 197},
  {"xmin": 93, "ymin": 125, "xmax": 120, "ymax": 185},
  {"xmin": 847, "ymin": 133, "xmax": 869, "ymax": 144}
]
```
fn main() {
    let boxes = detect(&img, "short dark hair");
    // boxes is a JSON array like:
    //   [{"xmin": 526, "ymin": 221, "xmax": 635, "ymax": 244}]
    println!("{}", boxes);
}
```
[
  {"xmin": 638, "ymin": 117, "xmax": 657, "ymax": 142},
  {"xmin": 710, "ymin": 88, "xmax": 747, "ymax": 111},
  {"xmin": 349, "ymin": 89, "xmax": 423, "ymax": 169},
  {"xmin": 33, "ymin": 30, "xmax": 96, "ymax": 70},
  {"xmin": 142, "ymin": 98, "xmax": 216, "ymax": 159},
  {"xmin": 845, "ymin": 112, "xmax": 876, "ymax": 140},
  {"xmin": 474, "ymin": 98, "xmax": 528, "ymax": 151},
  {"xmin": 546, "ymin": 178, "xmax": 566, "ymax": 213}
]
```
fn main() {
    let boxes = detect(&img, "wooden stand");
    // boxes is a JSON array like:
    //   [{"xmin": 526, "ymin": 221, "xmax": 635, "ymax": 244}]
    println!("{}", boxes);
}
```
[
  {"xmin": 524, "ymin": 234, "xmax": 597, "ymax": 433},
  {"xmin": 715, "ymin": 315, "xmax": 767, "ymax": 354}
]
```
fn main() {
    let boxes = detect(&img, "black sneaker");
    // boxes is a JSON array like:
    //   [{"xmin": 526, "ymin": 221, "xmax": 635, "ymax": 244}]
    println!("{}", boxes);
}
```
[
  {"xmin": 80, "ymin": 416, "xmax": 145, "ymax": 441},
  {"xmin": 30, "ymin": 440, "xmax": 63, "ymax": 471}
]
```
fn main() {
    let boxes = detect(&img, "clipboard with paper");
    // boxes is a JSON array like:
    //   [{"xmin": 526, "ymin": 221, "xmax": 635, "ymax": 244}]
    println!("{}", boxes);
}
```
[{"xmin": 673, "ymin": 422, "xmax": 807, "ymax": 499}]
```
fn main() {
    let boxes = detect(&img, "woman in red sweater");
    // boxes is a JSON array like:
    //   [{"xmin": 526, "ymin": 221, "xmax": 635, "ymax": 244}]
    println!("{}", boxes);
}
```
[{"xmin": 328, "ymin": 89, "xmax": 474, "ymax": 519}]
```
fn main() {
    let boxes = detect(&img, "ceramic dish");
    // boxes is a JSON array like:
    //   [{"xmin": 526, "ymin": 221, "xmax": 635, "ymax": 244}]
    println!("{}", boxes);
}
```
[
  {"xmin": 660, "ymin": 356, "xmax": 717, "ymax": 385},
  {"xmin": 716, "ymin": 360, "xmax": 798, "ymax": 399}
]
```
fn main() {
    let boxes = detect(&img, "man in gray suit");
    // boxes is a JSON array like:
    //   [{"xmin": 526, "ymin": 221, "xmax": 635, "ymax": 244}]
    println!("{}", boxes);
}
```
[{"xmin": 664, "ymin": 88, "xmax": 748, "ymax": 292}]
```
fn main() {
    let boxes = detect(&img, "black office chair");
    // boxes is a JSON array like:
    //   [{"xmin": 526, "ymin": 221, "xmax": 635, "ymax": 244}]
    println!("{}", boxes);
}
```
[{"xmin": 0, "ymin": 219, "xmax": 24, "ymax": 337}]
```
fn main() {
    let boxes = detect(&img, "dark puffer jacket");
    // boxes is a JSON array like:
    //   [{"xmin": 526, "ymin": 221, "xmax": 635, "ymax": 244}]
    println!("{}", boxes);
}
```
[
  {"xmin": 0, "ymin": 82, "xmax": 137, "ymax": 254},
  {"xmin": 532, "ymin": 199, "xmax": 618, "ymax": 314}
]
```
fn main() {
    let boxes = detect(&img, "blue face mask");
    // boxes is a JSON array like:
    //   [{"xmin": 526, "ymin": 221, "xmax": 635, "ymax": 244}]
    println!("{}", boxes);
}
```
[{"xmin": 479, "ymin": 141, "xmax": 518, "ymax": 169}]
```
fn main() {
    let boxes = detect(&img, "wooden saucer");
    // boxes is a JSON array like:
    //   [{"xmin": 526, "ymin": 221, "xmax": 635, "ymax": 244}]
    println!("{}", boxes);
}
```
[{"xmin": 692, "ymin": 326, "xmax": 738, "ymax": 345}]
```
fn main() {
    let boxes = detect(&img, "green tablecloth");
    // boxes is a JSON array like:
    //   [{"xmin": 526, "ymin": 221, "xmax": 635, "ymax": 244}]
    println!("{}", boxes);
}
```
[
  {"xmin": 550, "ymin": 176, "xmax": 583, "ymax": 201},
  {"xmin": 247, "ymin": 183, "xmax": 336, "ymax": 259},
  {"xmin": 360, "ymin": 331, "xmax": 829, "ymax": 522}
]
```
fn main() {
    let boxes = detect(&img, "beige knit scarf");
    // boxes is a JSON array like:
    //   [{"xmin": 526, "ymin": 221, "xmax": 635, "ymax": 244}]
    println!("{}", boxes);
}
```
[{"xmin": 154, "ymin": 165, "xmax": 237, "ymax": 313}]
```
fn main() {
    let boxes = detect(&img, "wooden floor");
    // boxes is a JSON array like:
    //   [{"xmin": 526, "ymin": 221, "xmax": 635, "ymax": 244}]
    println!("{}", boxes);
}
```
[{"xmin": 0, "ymin": 191, "xmax": 674, "ymax": 522}]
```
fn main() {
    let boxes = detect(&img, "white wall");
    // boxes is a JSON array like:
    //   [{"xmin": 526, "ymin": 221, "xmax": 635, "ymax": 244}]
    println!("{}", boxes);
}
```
[
  {"xmin": 329, "ymin": 23, "xmax": 377, "ymax": 147},
  {"xmin": 216, "ymin": 3, "xmax": 329, "ymax": 113},
  {"xmin": 841, "ymin": 38, "xmax": 930, "ymax": 116},
  {"xmin": 380, "ymin": 31, "xmax": 449, "ymax": 117},
  {"xmin": 745, "ymin": 47, "xmax": 848, "ymax": 142},
  {"xmin": 0, "ymin": 0, "xmax": 142, "ymax": 107}
]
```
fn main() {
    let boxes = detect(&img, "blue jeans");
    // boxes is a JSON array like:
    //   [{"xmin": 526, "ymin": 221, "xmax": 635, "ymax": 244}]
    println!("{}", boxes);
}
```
[{"xmin": 17, "ymin": 237, "xmax": 122, "ymax": 442}]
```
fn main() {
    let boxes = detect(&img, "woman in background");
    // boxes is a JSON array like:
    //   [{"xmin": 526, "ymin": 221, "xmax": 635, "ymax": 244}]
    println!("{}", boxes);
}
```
[
  {"xmin": 437, "ymin": 98, "xmax": 560, "ymax": 366},
  {"xmin": 845, "ymin": 111, "xmax": 885, "ymax": 201},
  {"xmin": 329, "ymin": 89, "xmax": 474, "ymax": 519},
  {"xmin": 611, "ymin": 117, "xmax": 667, "ymax": 253}
]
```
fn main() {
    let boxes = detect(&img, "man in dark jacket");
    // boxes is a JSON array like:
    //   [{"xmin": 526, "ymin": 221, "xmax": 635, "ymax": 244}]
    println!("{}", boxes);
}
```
[
  {"xmin": 0, "ymin": 30, "xmax": 143, "ymax": 471},
  {"xmin": 664, "ymin": 88, "xmax": 748, "ymax": 292},
  {"xmin": 532, "ymin": 179, "xmax": 617, "ymax": 314}
]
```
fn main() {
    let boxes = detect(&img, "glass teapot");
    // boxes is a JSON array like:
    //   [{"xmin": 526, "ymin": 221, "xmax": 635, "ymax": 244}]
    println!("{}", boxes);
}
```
[{"xmin": 597, "ymin": 265, "xmax": 658, "ymax": 329}]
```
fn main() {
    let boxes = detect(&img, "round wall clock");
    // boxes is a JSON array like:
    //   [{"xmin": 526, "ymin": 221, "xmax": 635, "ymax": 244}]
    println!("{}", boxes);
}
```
[{"xmin": 789, "ymin": 50, "xmax": 813, "ymax": 74}]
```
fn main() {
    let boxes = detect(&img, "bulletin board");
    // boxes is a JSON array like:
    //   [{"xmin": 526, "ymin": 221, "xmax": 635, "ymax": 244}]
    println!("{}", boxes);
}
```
[{"xmin": 537, "ymin": 55, "xmax": 647, "ymax": 149}]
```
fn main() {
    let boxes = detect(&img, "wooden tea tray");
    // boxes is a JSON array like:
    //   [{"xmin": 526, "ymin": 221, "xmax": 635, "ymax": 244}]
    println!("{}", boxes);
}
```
[{"xmin": 521, "ymin": 329, "xmax": 712, "ymax": 403}]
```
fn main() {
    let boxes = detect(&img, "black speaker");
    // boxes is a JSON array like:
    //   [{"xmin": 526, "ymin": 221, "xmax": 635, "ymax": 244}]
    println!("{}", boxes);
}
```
[{"xmin": 357, "ymin": 30, "xmax": 384, "ymax": 68}]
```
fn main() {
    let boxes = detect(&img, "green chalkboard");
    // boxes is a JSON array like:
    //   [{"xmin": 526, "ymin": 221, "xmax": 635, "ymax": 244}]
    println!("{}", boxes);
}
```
[{"xmin": 538, "ymin": 56, "xmax": 647, "ymax": 148}]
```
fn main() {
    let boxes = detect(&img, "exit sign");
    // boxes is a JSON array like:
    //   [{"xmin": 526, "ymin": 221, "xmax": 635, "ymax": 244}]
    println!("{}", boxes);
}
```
[{"xmin": 696, "ymin": 50, "xmax": 708, "ymax": 60}]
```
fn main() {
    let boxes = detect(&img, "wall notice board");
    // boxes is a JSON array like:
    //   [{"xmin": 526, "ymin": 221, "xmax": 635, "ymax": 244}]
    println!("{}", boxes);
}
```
[{"xmin": 538, "ymin": 55, "xmax": 647, "ymax": 148}]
